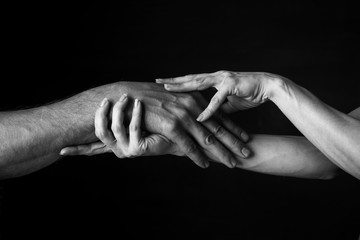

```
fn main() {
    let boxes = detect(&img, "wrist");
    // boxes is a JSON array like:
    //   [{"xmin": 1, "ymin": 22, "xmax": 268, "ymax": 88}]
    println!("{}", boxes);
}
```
[{"xmin": 263, "ymin": 73, "xmax": 292, "ymax": 104}]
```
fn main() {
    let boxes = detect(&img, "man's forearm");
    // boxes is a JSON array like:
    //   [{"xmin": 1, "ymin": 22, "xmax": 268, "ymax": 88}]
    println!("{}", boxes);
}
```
[
  {"xmin": 237, "ymin": 134, "xmax": 339, "ymax": 179},
  {"xmin": 0, "ymin": 82, "xmax": 127, "ymax": 179}
]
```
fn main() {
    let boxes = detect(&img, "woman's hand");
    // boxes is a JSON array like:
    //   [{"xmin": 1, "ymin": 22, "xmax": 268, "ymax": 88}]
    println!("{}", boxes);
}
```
[
  {"xmin": 156, "ymin": 71, "xmax": 282, "ymax": 122},
  {"xmin": 60, "ymin": 94, "xmax": 183, "ymax": 158}
]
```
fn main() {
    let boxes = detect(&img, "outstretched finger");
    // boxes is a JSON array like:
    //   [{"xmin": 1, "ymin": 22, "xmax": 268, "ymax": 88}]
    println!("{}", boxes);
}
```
[
  {"xmin": 197, "ymin": 89, "xmax": 228, "ymax": 122},
  {"xmin": 155, "ymin": 73, "xmax": 211, "ymax": 84},
  {"xmin": 60, "ymin": 142, "xmax": 110, "ymax": 156},
  {"xmin": 162, "ymin": 76, "xmax": 216, "ymax": 92}
]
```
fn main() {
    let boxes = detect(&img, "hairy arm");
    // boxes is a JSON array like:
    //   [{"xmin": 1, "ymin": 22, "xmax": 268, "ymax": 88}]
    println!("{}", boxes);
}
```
[
  {"xmin": 0, "ymin": 83, "xmax": 123, "ymax": 179},
  {"xmin": 0, "ymin": 82, "xmax": 249, "ymax": 179}
]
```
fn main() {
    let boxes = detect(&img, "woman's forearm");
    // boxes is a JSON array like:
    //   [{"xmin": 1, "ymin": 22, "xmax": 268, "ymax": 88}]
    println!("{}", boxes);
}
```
[
  {"xmin": 266, "ymin": 77, "xmax": 360, "ymax": 179},
  {"xmin": 237, "ymin": 134, "xmax": 339, "ymax": 179}
]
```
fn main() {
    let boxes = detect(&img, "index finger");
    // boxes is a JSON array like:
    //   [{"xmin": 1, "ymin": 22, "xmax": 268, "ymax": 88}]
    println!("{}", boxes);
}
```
[
  {"xmin": 155, "ymin": 73, "xmax": 212, "ymax": 84},
  {"xmin": 197, "ymin": 89, "xmax": 228, "ymax": 122}
]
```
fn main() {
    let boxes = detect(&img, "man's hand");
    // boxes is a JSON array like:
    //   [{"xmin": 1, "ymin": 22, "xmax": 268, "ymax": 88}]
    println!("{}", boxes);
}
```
[
  {"xmin": 63, "ymin": 82, "xmax": 251, "ymax": 168},
  {"xmin": 156, "ymin": 71, "xmax": 282, "ymax": 122},
  {"xmin": 60, "ymin": 95, "xmax": 183, "ymax": 158}
]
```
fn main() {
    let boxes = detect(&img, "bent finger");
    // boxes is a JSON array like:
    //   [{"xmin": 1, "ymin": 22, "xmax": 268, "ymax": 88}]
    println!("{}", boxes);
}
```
[
  {"xmin": 215, "ymin": 112, "xmax": 249, "ymax": 143},
  {"xmin": 95, "ymin": 98, "xmax": 116, "ymax": 145},
  {"xmin": 171, "ymin": 129, "xmax": 210, "ymax": 168},
  {"xmin": 197, "ymin": 89, "xmax": 228, "ymax": 122},
  {"xmin": 129, "ymin": 99, "xmax": 142, "ymax": 147},
  {"xmin": 186, "ymin": 118, "xmax": 237, "ymax": 168},
  {"xmin": 111, "ymin": 94, "xmax": 129, "ymax": 144},
  {"xmin": 203, "ymin": 119, "xmax": 250, "ymax": 159},
  {"xmin": 162, "ymin": 76, "xmax": 216, "ymax": 92}
]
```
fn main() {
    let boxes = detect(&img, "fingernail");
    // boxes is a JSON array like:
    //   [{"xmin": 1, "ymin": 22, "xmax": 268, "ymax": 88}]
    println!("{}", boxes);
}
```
[
  {"xmin": 59, "ymin": 149, "xmax": 67, "ymax": 155},
  {"xmin": 120, "ymin": 94, "xmax": 128, "ymax": 102},
  {"xmin": 134, "ymin": 98, "xmax": 140, "ymax": 107},
  {"xmin": 241, "ymin": 132, "xmax": 249, "ymax": 142},
  {"xmin": 100, "ymin": 98, "xmax": 108, "ymax": 107},
  {"xmin": 155, "ymin": 78, "xmax": 163, "ymax": 83},
  {"xmin": 196, "ymin": 113, "xmax": 204, "ymax": 122},
  {"xmin": 242, "ymin": 148, "xmax": 250, "ymax": 158},
  {"xmin": 164, "ymin": 84, "xmax": 170, "ymax": 89}
]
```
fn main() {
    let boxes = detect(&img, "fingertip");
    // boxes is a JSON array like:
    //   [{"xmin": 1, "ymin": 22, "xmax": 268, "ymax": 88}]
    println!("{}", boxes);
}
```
[
  {"xmin": 134, "ymin": 98, "xmax": 140, "ymax": 107},
  {"xmin": 119, "ymin": 93, "xmax": 128, "ymax": 102},
  {"xmin": 100, "ymin": 98, "xmax": 108, "ymax": 107},
  {"xmin": 155, "ymin": 78, "xmax": 163, "ymax": 83},
  {"xmin": 59, "ymin": 148, "xmax": 69, "ymax": 156},
  {"xmin": 164, "ymin": 84, "xmax": 171, "ymax": 90},
  {"xmin": 196, "ymin": 111, "xmax": 211, "ymax": 122},
  {"xmin": 241, "ymin": 131, "xmax": 249, "ymax": 142}
]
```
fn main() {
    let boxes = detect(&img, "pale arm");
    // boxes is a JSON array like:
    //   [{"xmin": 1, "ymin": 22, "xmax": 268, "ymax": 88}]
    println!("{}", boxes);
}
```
[
  {"xmin": 237, "ymin": 134, "xmax": 339, "ymax": 179},
  {"xmin": 236, "ymin": 107, "xmax": 360, "ymax": 179},
  {"xmin": 267, "ymin": 78, "xmax": 360, "ymax": 179}
]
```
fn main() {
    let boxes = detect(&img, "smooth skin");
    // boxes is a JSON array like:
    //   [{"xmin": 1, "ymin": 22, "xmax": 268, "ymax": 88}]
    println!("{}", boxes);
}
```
[{"xmin": 156, "ymin": 71, "xmax": 360, "ymax": 179}]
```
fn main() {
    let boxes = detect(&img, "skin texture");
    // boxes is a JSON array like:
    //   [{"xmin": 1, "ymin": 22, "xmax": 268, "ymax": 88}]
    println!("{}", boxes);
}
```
[
  {"xmin": 158, "ymin": 71, "xmax": 360, "ymax": 179},
  {"xmin": 63, "ymin": 97, "xmax": 349, "ymax": 180},
  {"xmin": 0, "ymin": 82, "xmax": 249, "ymax": 179}
]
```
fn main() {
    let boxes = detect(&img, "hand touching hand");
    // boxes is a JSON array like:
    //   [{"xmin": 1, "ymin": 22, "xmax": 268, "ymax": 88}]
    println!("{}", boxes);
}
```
[
  {"xmin": 60, "ymin": 94, "xmax": 183, "ymax": 158},
  {"xmin": 156, "ymin": 71, "xmax": 282, "ymax": 122},
  {"xmin": 60, "ymin": 82, "xmax": 250, "ymax": 168}
]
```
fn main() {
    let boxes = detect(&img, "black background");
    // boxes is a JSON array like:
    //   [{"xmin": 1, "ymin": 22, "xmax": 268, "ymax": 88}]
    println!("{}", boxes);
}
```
[{"xmin": 1, "ymin": 1, "xmax": 359, "ymax": 239}]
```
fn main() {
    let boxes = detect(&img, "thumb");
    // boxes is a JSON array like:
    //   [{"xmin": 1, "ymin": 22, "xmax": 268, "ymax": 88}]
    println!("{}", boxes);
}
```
[
  {"xmin": 197, "ymin": 90, "xmax": 228, "ymax": 122},
  {"xmin": 60, "ymin": 142, "xmax": 110, "ymax": 156},
  {"xmin": 142, "ymin": 134, "xmax": 182, "ymax": 156}
]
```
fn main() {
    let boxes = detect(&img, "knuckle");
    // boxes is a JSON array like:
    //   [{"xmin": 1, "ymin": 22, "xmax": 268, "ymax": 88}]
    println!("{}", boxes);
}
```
[
  {"xmin": 195, "ymin": 77, "xmax": 205, "ymax": 85},
  {"xmin": 175, "ymin": 108, "xmax": 189, "ymax": 121},
  {"xmin": 213, "ymin": 125, "xmax": 225, "ymax": 137},
  {"xmin": 210, "ymin": 96, "xmax": 221, "ymax": 105},
  {"xmin": 95, "ymin": 129, "xmax": 105, "ymax": 139},
  {"xmin": 220, "ymin": 70, "xmax": 231, "ymax": 78},
  {"xmin": 231, "ymin": 137, "xmax": 243, "ymax": 147},
  {"xmin": 205, "ymin": 134, "xmax": 215, "ymax": 145},
  {"xmin": 163, "ymin": 118, "xmax": 179, "ymax": 133},
  {"xmin": 234, "ymin": 128, "xmax": 243, "ymax": 139},
  {"xmin": 181, "ymin": 94, "xmax": 197, "ymax": 108},
  {"xmin": 185, "ymin": 143, "xmax": 198, "ymax": 154},
  {"xmin": 129, "ymin": 122, "xmax": 139, "ymax": 132},
  {"xmin": 124, "ymin": 148, "xmax": 138, "ymax": 158},
  {"xmin": 111, "ymin": 122, "xmax": 121, "ymax": 134}
]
